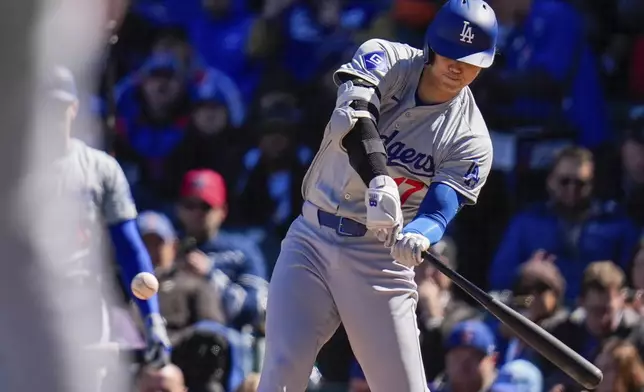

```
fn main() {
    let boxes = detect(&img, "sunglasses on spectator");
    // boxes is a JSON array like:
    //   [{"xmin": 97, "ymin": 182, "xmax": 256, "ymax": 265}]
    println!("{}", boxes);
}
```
[
  {"xmin": 180, "ymin": 199, "xmax": 211, "ymax": 211},
  {"xmin": 525, "ymin": 281, "xmax": 554, "ymax": 294},
  {"xmin": 556, "ymin": 176, "xmax": 590, "ymax": 188},
  {"xmin": 148, "ymin": 68, "xmax": 176, "ymax": 79}
]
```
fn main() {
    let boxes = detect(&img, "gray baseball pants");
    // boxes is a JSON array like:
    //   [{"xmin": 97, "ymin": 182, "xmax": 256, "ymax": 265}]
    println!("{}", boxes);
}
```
[{"xmin": 258, "ymin": 202, "xmax": 429, "ymax": 392}]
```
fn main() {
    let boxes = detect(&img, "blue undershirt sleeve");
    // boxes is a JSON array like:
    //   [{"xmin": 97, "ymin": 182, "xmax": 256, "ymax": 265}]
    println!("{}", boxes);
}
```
[
  {"xmin": 109, "ymin": 219, "xmax": 160, "ymax": 319},
  {"xmin": 402, "ymin": 182, "xmax": 466, "ymax": 244}
]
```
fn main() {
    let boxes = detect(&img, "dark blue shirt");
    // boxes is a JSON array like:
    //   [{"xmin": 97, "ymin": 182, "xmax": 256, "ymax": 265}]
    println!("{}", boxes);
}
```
[
  {"xmin": 489, "ymin": 201, "xmax": 640, "ymax": 302},
  {"xmin": 281, "ymin": 1, "xmax": 382, "ymax": 82},
  {"xmin": 187, "ymin": 3, "xmax": 263, "ymax": 106},
  {"xmin": 498, "ymin": 0, "xmax": 609, "ymax": 147},
  {"xmin": 198, "ymin": 231, "xmax": 268, "ymax": 328}
]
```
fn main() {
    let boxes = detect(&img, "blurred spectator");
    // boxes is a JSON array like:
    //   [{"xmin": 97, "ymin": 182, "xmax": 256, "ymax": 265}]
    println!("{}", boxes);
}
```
[
  {"xmin": 160, "ymin": 71, "xmax": 246, "ymax": 191},
  {"xmin": 171, "ymin": 320, "xmax": 253, "ymax": 392},
  {"xmin": 150, "ymin": 28, "xmax": 248, "ymax": 127},
  {"xmin": 392, "ymin": 0, "xmax": 441, "ymax": 48},
  {"xmin": 544, "ymin": 261, "xmax": 644, "ymax": 387},
  {"xmin": 593, "ymin": 338, "xmax": 644, "ymax": 392},
  {"xmin": 192, "ymin": 67, "xmax": 246, "ymax": 128},
  {"xmin": 597, "ymin": 118, "xmax": 644, "ymax": 225},
  {"xmin": 130, "ymin": 0, "xmax": 203, "ymax": 28},
  {"xmin": 236, "ymin": 372, "xmax": 260, "ymax": 392},
  {"xmin": 417, "ymin": 238, "xmax": 483, "ymax": 380},
  {"xmin": 143, "ymin": 27, "xmax": 248, "ymax": 127},
  {"xmin": 619, "ymin": 123, "xmax": 644, "ymax": 224},
  {"xmin": 176, "ymin": 169, "xmax": 269, "ymax": 330},
  {"xmin": 616, "ymin": 0, "xmax": 644, "ymax": 35},
  {"xmin": 113, "ymin": 53, "xmax": 192, "ymax": 211},
  {"xmin": 278, "ymin": 0, "xmax": 388, "ymax": 84},
  {"xmin": 137, "ymin": 210, "xmax": 226, "ymax": 342},
  {"xmin": 489, "ymin": 146, "xmax": 640, "ymax": 303},
  {"xmin": 99, "ymin": 9, "xmax": 159, "ymax": 95},
  {"xmin": 629, "ymin": 244, "xmax": 644, "ymax": 315},
  {"xmin": 233, "ymin": 90, "xmax": 312, "ymax": 237},
  {"xmin": 490, "ymin": 359, "xmax": 543, "ymax": 392},
  {"xmin": 392, "ymin": 0, "xmax": 439, "ymax": 30},
  {"xmin": 476, "ymin": 0, "xmax": 609, "ymax": 148},
  {"xmin": 187, "ymin": 0, "xmax": 274, "ymax": 107},
  {"xmin": 149, "ymin": 28, "xmax": 194, "ymax": 74},
  {"xmin": 430, "ymin": 320, "xmax": 499, "ymax": 392},
  {"xmin": 135, "ymin": 364, "xmax": 187, "ymax": 392},
  {"xmin": 493, "ymin": 256, "xmax": 569, "ymax": 365},
  {"xmin": 629, "ymin": 36, "xmax": 644, "ymax": 100}
]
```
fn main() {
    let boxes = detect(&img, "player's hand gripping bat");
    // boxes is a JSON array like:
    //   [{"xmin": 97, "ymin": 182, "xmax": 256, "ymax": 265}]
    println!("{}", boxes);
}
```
[{"xmin": 421, "ymin": 251, "xmax": 603, "ymax": 390}]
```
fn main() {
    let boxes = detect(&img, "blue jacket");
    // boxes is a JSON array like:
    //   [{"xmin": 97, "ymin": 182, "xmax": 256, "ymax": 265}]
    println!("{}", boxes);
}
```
[
  {"xmin": 489, "ymin": 201, "xmax": 640, "ymax": 302},
  {"xmin": 198, "ymin": 231, "xmax": 268, "ymax": 329},
  {"xmin": 497, "ymin": 0, "xmax": 609, "ymax": 147},
  {"xmin": 187, "ymin": 1, "xmax": 263, "ymax": 106},
  {"xmin": 281, "ymin": 1, "xmax": 383, "ymax": 82}
]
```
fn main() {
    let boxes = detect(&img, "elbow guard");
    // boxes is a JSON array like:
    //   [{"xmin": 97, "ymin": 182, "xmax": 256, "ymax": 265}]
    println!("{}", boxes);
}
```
[
  {"xmin": 335, "ymin": 79, "xmax": 381, "ymax": 123},
  {"xmin": 330, "ymin": 78, "xmax": 388, "ymax": 184}
]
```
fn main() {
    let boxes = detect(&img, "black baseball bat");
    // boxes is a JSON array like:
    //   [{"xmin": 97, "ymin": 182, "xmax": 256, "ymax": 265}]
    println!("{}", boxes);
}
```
[{"xmin": 421, "ymin": 251, "xmax": 603, "ymax": 390}]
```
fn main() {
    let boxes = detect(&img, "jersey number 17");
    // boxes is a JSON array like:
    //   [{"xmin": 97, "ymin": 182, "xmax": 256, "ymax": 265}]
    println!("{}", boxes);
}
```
[{"xmin": 394, "ymin": 177, "xmax": 425, "ymax": 204}]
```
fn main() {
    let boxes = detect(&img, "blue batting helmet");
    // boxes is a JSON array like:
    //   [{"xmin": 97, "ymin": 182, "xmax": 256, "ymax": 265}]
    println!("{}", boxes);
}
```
[{"xmin": 424, "ymin": 0, "xmax": 498, "ymax": 68}]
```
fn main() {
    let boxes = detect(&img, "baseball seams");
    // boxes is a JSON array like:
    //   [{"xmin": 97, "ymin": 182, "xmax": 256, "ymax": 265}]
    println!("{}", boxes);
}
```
[{"xmin": 131, "ymin": 272, "xmax": 159, "ymax": 300}]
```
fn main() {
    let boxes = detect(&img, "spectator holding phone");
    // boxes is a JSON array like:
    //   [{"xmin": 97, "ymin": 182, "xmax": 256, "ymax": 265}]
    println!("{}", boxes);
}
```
[
  {"xmin": 176, "ymin": 169, "xmax": 268, "ymax": 331},
  {"xmin": 137, "ymin": 210, "xmax": 226, "ymax": 342}
]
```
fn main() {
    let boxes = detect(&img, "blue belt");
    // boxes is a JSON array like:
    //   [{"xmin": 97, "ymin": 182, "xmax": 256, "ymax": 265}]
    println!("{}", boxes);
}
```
[{"xmin": 317, "ymin": 210, "xmax": 367, "ymax": 237}]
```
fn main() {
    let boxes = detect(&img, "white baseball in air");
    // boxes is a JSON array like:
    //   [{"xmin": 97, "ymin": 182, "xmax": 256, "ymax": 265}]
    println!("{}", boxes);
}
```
[{"xmin": 131, "ymin": 272, "xmax": 159, "ymax": 300}]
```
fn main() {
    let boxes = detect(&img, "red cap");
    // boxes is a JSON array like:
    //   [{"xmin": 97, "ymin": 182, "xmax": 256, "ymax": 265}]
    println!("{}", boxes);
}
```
[{"xmin": 180, "ymin": 169, "xmax": 227, "ymax": 208}]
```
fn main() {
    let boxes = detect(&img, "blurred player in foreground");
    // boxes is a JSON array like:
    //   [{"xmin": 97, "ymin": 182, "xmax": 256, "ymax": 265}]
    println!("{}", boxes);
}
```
[
  {"xmin": 258, "ymin": 0, "xmax": 497, "ymax": 391},
  {"xmin": 42, "ymin": 66, "xmax": 170, "ymax": 366}
]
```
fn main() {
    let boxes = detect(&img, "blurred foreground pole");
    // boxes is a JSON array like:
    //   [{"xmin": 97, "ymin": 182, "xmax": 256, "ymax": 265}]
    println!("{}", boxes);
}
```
[{"xmin": 0, "ymin": 0, "xmax": 129, "ymax": 390}]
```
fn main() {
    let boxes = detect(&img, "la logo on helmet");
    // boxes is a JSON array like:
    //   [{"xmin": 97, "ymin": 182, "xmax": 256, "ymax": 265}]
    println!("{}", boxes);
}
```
[{"xmin": 459, "ymin": 20, "xmax": 475, "ymax": 44}]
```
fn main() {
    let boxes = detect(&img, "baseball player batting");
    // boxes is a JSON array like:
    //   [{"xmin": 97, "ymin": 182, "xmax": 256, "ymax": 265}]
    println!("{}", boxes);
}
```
[{"xmin": 258, "ymin": 0, "xmax": 497, "ymax": 391}]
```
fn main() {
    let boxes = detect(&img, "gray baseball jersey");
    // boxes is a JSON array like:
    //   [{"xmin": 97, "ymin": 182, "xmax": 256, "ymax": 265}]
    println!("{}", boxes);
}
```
[
  {"xmin": 259, "ymin": 39, "xmax": 492, "ymax": 392},
  {"xmin": 42, "ymin": 138, "xmax": 137, "ymax": 266},
  {"xmin": 303, "ymin": 38, "xmax": 492, "ymax": 223},
  {"xmin": 37, "ymin": 138, "xmax": 138, "ymax": 345}
]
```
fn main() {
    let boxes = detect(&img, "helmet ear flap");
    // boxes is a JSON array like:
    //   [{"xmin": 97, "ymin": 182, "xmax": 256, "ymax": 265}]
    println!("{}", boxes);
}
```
[{"xmin": 423, "ymin": 44, "xmax": 435, "ymax": 65}]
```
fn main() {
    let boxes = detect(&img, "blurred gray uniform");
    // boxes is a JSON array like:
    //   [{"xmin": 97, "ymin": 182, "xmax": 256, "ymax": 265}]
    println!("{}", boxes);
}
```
[
  {"xmin": 259, "ymin": 39, "xmax": 492, "ymax": 392},
  {"xmin": 0, "ymin": 0, "xmax": 134, "ymax": 390},
  {"xmin": 41, "ymin": 138, "xmax": 138, "ymax": 346}
]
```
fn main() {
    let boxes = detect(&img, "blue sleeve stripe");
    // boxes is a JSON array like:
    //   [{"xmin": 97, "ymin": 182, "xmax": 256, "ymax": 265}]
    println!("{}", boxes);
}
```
[
  {"xmin": 402, "ymin": 182, "xmax": 465, "ymax": 244},
  {"xmin": 109, "ymin": 219, "xmax": 160, "ymax": 318}
]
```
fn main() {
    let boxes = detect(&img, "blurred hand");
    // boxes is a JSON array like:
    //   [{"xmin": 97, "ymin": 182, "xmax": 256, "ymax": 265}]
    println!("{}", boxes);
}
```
[
  {"xmin": 184, "ymin": 250, "xmax": 212, "ymax": 277},
  {"xmin": 144, "ymin": 314, "xmax": 171, "ymax": 369},
  {"xmin": 526, "ymin": 249, "xmax": 557, "ymax": 264},
  {"xmin": 548, "ymin": 385, "xmax": 565, "ymax": 392},
  {"xmin": 417, "ymin": 276, "xmax": 444, "ymax": 319}
]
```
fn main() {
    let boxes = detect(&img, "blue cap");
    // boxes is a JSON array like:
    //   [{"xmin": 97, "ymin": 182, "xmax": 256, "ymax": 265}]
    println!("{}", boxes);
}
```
[
  {"xmin": 137, "ymin": 211, "xmax": 176, "ymax": 242},
  {"xmin": 141, "ymin": 53, "xmax": 181, "ymax": 75},
  {"xmin": 490, "ymin": 360, "xmax": 543, "ymax": 392},
  {"xmin": 48, "ymin": 66, "xmax": 78, "ymax": 102},
  {"xmin": 194, "ymin": 73, "xmax": 226, "ymax": 103},
  {"xmin": 446, "ymin": 320, "xmax": 496, "ymax": 355}
]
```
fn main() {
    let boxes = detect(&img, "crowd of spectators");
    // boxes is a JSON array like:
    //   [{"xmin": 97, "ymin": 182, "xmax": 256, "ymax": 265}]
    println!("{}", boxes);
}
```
[{"xmin": 89, "ymin": 0, "xmax": 644, "ymax": 391}]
